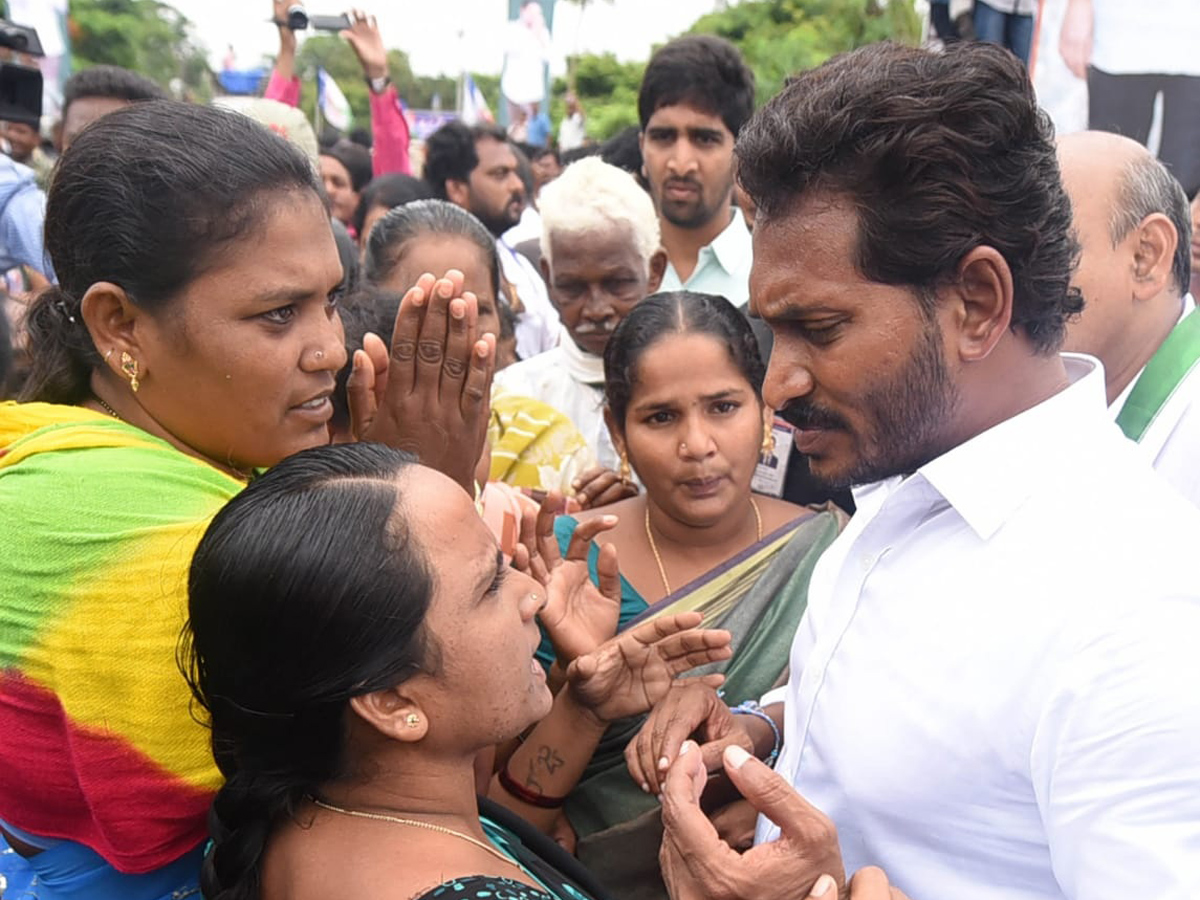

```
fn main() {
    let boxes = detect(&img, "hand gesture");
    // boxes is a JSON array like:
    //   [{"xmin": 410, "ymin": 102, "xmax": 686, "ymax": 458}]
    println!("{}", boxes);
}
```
[
  {"xmin": 573, "ymin": 464, "xmax": 638, "ymax": 509},
  {"xmin": 273, "ymin": 0, "xmax": 298, "ymax": 54},
  {"xmin": 566, "ymin": 612, "xmax": 732, "ymax": 723},
  {"xmin": 341, "ymin": 8, "xmax": 388, "ymax": 81},
  {"xmin": 348, "ymin": 270, "xmax": 495, "ymax": 494},
  {"xmin": 626, "ymin": 680, "xmax": 753, "ymax": 796},
  {"xmin": 1058, "ymin": 0, "xmax": 1093, "ymax": 80},
  {"xmin": 659, "ymin": 742, "xmax": 846, "ymax": 900},
  {"xmin": 514, "ymin": 493, "xmax": 621, "ymax": 664}
]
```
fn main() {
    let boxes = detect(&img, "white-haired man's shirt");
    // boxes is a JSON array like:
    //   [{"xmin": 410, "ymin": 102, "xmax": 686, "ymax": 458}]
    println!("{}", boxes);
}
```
[
  {"xmin": 493, "ymin": 328, "xmax": 620, "ymax": 472},
  {"xmin": 659, "ymin": 208, "xmax": 752, "ymax": 307},
  {"xmin": 758, "ymin": 355, "xmax": 1200, "ymax": 900}
]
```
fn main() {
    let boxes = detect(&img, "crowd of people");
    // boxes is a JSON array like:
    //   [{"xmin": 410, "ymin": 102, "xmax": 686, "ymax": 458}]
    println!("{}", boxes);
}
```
[{"xmin": 1, "ymin": 4, "xmax": 1199, "ymax": 900}]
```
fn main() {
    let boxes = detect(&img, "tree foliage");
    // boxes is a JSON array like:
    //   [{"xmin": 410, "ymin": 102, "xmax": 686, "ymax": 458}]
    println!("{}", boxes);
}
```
[
  {"xmin": 553, "ymin": 0, "xmax": 921, "ymax": 143},
  {"xmin": 67, "ymin": 0, "xmax": 212, "ymax": 101}
]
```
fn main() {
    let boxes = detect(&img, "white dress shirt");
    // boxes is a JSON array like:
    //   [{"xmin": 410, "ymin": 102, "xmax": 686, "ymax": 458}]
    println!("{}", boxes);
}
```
[
  {"xmin": 492, "ymin": 328, "xmax": 621, "ymax": 472},
  {"xmin": 659, "ymin": 208, "xmax": 753, "ymax": 307},
  {"xmin": 497, "ymin": 237, "xmax": 559, "ymax": 358},
  {"xmin": 758, "ymin": 355, "xmax": 1200, "ymax": 900},
  {"xmin": 1110, "ymin": 294, "xmax": 1200, "ymax": 508}
]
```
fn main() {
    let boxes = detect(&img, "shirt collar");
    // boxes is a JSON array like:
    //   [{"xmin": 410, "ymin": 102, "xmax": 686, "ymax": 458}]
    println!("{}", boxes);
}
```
[
  {"xmin": 704, "ymin": 208, "xmax": 752, "ymax": 277},
  {"xmin": 895, "ymin": 354, "xmax": 1109, "ymax": 541}
]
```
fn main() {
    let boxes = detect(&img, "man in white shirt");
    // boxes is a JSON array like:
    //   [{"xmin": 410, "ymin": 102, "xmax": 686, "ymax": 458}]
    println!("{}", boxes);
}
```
[
  {"xmin": 636, "ymin": 41, "xmax": 1200, "ymax": 900},
  {"xmin": 637, "ymin": 36, "xmax": 755, "ymax": 307},
  {"xmin": 1059, "ymin": 131, "xmax": 1200, "ymax": 507},
  {"xmin": 493, "ymin": 157, "xmax": 665, "ymax": 504},
  {"xmin": 1059, "ymin": 0, "xmax": 1200, "ymax": 196},
  {"xmin": 423, "ymin": 120, "xmax": 559, "ymax": 357}
]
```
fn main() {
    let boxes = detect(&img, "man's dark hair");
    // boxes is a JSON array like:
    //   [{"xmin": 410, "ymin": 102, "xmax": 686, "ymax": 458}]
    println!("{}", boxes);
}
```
[
  {"xmin": 737, "ymin": 41, "xmax": 1083, "ymax": 355},
  {"xmin": 423, "ymin": 121, "xmax": 509, "ymax": 200},
  {"xmin": 1111, "ymin": 154, "xmax": 1192, "ymax": 295},
  {"xmin": 61, "ymin": 65, "xmax": 167, "ymax": 118},
  {"xmin": 637, "ymin": 35, "xmax": 756, "ymax": 138},
  {"xmin": 532, "ymin": 146, "xmax": 561, "ymax": 166}
]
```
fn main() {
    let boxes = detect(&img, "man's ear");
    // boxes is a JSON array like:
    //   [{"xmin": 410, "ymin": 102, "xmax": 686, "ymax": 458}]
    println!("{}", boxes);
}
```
[
  {"xmin": 349, "ymin": 687, "xmax": 429, "ymax": 744},
  {"xmin": 1130, "ymin": 212, "xmax": 1177, "ymax": 302},
  {"xmin": 646, "ymin": 249, "xmax": 668, "ymax": 295},
  {"xmin": 950, "ymin": 246, "xmax": 1013, "ymax": 363},
  {"xmin": 445, "ymin": 178, "xmax": 470, "ymax": 209}
]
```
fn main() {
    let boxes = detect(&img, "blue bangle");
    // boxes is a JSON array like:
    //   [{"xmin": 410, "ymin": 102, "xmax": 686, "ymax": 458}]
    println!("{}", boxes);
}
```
[{"xmin": 729, "ymin": 700, "xmax": 781, "ymax": 768}]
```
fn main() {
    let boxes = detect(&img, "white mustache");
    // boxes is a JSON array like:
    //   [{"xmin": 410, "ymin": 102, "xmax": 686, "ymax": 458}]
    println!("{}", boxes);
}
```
[{"xmin": 574, "ymin": 322, "xmax": 617, "ymax": 335}]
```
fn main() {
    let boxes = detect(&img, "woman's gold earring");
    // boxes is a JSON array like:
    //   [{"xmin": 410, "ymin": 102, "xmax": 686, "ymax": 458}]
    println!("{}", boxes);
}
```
[
  {"xmin": 405, "ymin": 713, "xmax": 421, "ymax": 729},
  {"xmin": 761, "ymin": 426, "xmax": 776, "ymax": 461},
  {"xmin": 120, "ymin": 352, "xmax": 140, "ymax": 393},
  {"xmin": 619, "ymin": 452, "xmax": 632, "ymax": 486}
]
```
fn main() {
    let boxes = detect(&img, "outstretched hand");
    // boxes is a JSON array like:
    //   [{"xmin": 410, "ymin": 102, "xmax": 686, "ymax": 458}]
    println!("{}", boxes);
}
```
[
  {"xmin": 348, "ymin": 270, "xmax": 495, "ymax": 494},
  {"xmin": 513, "ymin": 494, "xmax": 622, "ymax": 665},
  {"xmin": 659, "ymin": 742, "xmax": 846, "ymax": 900},
  {"xmin": 567, "ymin": 612, "xmax": 732, "ymax": 723},
  {"xmin": 341, "ymin": 8, "xmax": 388, "ymax": 81}
]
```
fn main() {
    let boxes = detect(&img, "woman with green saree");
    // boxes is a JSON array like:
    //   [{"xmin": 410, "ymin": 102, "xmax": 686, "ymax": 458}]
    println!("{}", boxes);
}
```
[{"xmin": 509, "ymin": 292, "xmax": 844, "ymax": 898}]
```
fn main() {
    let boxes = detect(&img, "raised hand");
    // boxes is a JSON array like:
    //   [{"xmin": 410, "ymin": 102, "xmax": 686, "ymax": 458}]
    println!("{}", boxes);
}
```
[
  {"xmin": 625, "ymin": 680, "xmax": 755, "ymax": 797},
  {"xmin": 347, "ymin": 270, "xmax": 495, "ymax": 493},
  {"xmin": 514, "ymin": 493, "xmax": 621, "ymax": 665},
  {"xmin": 341, "ymin": 8, "xmax": 388, "ymax": 81},
  {"xmin": 566, "ymin": 612, "xmax": 732, "ymax": 723},
  {"xmin": 659, "ymin": 742, "xmax": 846, "ymax": 900},
  {"xmin": 573, "ymin": 464, "xmax": 638, "ymax": 509}
]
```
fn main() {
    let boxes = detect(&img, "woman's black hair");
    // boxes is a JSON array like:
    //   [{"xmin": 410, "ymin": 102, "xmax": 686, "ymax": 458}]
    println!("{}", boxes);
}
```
[
  {"xmin": 350, "ymin": 173, "xmax": 436, "ymax": 239},
  {"xmin": 21, "ymin": 100, "xmax": 322, "ymax": 404},
  {"xmin": 364, "ymin": 198, "xmax": 502, "ymax": 300},
  {"xmin": 320, "ymin": 138, "xmax": 373, "ymax": 193},
  {"xmin": 603, "ymin": 290, "xmax": 765, "ymax": 429},
  {"xmin": 181, "ymin": 442, "xmax": 434, "ymax": 900}
]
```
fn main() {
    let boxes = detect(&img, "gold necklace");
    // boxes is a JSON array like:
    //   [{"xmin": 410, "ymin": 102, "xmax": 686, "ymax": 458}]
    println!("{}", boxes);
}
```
[
  {"xmin": 645, "ymin": 497, "xmax": 762, "ymax": 596},
  {"xmin": 309, "ymin": 797, "xmax": 520, "ymax": 870}
]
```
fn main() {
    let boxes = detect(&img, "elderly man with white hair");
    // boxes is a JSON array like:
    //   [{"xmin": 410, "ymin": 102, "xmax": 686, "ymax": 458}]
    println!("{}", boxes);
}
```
[{"xmin": 493, "ymin": 156, "xmax": 666, "ymax": 506}]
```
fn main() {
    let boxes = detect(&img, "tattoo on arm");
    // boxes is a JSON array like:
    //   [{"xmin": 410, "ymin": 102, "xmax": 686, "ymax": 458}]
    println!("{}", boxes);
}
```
[{"xmin": 537, "ymin": 745, "xmax": 565, "ymax": 775}]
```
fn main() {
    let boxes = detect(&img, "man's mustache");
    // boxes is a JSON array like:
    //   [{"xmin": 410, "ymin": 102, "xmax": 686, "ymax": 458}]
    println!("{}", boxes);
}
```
[{"xmin": 777, "ymin": 398, "xmax": 847, "ymax": 432}]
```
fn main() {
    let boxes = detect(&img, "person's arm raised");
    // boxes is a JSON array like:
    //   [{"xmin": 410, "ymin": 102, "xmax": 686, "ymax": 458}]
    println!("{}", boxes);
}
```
[
  {"xmin": 347, "ymin": 270, "xmax": 494, "ymax": 493},
  {"xmin": 264, "ymin": 0, "xmax": 301, "ymax": 106},
  {"xmin": 492, "ymin": 614, "xmax": 732, "ymax": 833},
  {"xmin": 342, "ymin": 9, "xmax": 413, "ymax": 175}
]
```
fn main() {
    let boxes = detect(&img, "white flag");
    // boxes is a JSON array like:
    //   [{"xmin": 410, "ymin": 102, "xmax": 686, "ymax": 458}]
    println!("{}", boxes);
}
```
[
  {"xmin": 461, "ymin": 74, "xmax": 494, "ymax": 126},
  {"xmin": 317, "ymin": 67, "xmax": 353, "ymax": 131}
]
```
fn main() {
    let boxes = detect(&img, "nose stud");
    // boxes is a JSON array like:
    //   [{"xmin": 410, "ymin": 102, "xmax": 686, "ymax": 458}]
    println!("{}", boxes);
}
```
[
  {"xmin": 314, "ymin": 350, "xmax": 324, "ymax": 361},
  {"xmin": 679, "ymin": 442, "xmax": 688, "ymax": 453}
]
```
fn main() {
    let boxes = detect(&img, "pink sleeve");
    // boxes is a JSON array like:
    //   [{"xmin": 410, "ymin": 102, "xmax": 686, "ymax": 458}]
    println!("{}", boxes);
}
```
[
  {"xmin": 369, "ymin": 84, "xmax": 413, "ymax": 176},
  {"xmin": 264, "ymin": 70, "xmax": 301, "ymax": 108}
]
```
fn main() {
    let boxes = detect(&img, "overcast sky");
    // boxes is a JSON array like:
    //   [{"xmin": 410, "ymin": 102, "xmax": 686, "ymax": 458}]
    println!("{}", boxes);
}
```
[{"xmin": 170, "ymin": 0, "xmax": 733, "ymax": 78}]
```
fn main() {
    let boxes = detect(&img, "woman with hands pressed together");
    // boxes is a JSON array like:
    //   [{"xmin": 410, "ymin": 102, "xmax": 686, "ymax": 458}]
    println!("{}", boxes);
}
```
[
  {"xmin": 0, "ymin": 101, "xmax": 495, "ymax": 900},
  {"xmin": 184, "ymin": 443, "xmax": 732, "ymax": 900}
]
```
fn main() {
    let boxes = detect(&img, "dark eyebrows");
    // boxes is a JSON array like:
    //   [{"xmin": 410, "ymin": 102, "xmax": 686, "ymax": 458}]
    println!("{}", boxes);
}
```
[
  {"xmin": 247, "ymin": 286, "xmax": 320, "ymax": 308},
  {"xmin": 645, "ymin": 126, "xmax": 677, "ymax": 139},
  {"xmin": 699, "ymin": 388, "xmax": 748, "ymax": 402},
  {"xmin": 688, "ymin": 127, "xmax": 725, "ymax": 142}
]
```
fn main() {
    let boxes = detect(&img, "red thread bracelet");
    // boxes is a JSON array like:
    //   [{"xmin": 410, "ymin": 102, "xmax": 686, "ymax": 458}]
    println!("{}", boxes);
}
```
[{"xmin": 496, "ymin": 764, "xmax": 568, "ymax": 809}]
